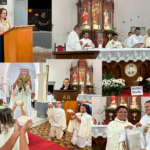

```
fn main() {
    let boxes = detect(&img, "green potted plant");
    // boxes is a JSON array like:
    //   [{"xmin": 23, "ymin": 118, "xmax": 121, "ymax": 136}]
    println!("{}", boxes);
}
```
[
  {"xmin": 102, "ymin": 72, "xmax": 114, "ymax": 80},
  {"xmin": 144, "ymin": 78, "xmax": 150, "ymax": 93},
  {"xmin": 130, "ymin": 107, "xmax": 142, "ymax": 121},
  {"xmin": 71, "ymin": 84, "xmax": 78, "ymax": 90},
  {"xmin": 0, "ymin": 104, "xmax": 7, "ymax": 112},
  {"xmin": 92, "ymin": 147, "xmax": 100, "ymax": 150},
  {"xmin": 87, "ymin": 84, "xmax": 94, "ymax": 93},
  {"xmin": 105, "ymin": 28, "xmax": 118, "ymax": 41}
]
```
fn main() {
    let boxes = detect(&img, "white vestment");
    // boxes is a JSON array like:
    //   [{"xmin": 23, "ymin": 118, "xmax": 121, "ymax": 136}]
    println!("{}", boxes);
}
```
[
  {"xmin": 9, "ymin": 87, "xmax": 32, "ymax": 119},
  {"xmin": 140, "ymin": 114, "xmax": 150, "ymax": 149},
  {"xmin": 106, "ymin": 39, "xmax": 123, "ymax": 48},
  {"xmin": 147, "ymin": 37, "xmax": 150, "ymax": 47},
  {"xmin": 47, "ymin": 107, "xmax": 66, "ymax": 130},
  {"xmin": 0, "ymin": 125, "xmax": 29, "ymax": 150},
  {"xmin": 106, "ymin": 117, "xmax": 133, "ymax": 150},
  {"xmin": 124, "ymin": 37, "xmax": 130, "ymax": 48},
  {"xmin": 47, "ymin": 94, "xmax": 54, "ymax": 101},
  {"xmin": 66, "ymin": 30, "xmax": 81, "ymax": 51},
  {"xmin": 67, "ymin": 112, "xmax": 92, "ymax": 148},
  {"xmin": 80, "ymin": 38, "xmax": 95, "ymax": 49},
  {"xmin": 127, "ymin": 34, "xmax": 143, "ymax": 48}
]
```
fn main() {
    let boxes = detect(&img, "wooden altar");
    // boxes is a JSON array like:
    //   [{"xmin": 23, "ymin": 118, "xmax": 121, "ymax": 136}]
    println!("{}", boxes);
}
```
[
  {"xmin": 70, "ymin": 59, "xmax": 94, "ymax": 94},
  {"xmin": 104, "ymin": 97, "xmax": 141, "ymax": 125},
  {"xmin": 102, "ymin": 60, "xmax": 150, "ymax": 88},
  {"xmin": 76, "ymin": 0, "xmax": 114, "ymax": 47}
]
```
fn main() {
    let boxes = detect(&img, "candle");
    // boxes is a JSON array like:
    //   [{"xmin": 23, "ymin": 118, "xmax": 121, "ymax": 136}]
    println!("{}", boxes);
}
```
[
  {"xmin": 16, "ymin": 101, "xmax": 22, "ymax": 106},
  {"xmin": 18, "ymin": 116, "xmax": 28, "ymax": 126},
  {"xmin": 20, "ymin": 116, "xmax": 27, "ymax": 121}
]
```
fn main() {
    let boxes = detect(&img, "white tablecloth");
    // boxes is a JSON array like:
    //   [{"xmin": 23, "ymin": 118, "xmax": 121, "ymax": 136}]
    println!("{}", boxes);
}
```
[
  {"xmin": 90, "ymin": 48, "xmax": 150, "ymax": 63},
  {"xmin": 92, "ymin": 125, "xmax": 107, "ymax": 138},
  {"xmin": 77, "ymin": 94, "xmax": 102, "ymax": 101},
  {"xmin": 0, "ymin": 93, "xmax": 6, "ymax": 103}
]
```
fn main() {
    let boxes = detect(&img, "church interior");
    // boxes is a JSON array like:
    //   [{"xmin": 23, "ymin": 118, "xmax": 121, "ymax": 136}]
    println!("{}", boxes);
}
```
[{"xmin": 92, "ymin": 96, "xmax": 150, "ymax": 150}]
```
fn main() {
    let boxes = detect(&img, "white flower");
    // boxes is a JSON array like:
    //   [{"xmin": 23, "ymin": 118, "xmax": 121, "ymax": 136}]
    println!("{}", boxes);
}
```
[{"xmin": 137, "ymin": 76, "xmax": 143, "ymax": 82}]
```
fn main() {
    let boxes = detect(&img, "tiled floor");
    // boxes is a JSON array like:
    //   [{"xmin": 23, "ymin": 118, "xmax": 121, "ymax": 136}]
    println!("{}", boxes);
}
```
[{"xmin": 28, "ymin": 122, "xmax": 91, "ymax": 150}]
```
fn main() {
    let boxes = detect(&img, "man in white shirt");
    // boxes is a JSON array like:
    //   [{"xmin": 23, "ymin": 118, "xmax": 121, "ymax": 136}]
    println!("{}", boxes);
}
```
[
  {"xmin": 106, "ymin": 33, "xmax": 123, "ymax": 48},
  {"xmin": 47, "ymin": 91, "xmax": 54, "ymax": 101},
  {"xmin": 144, "ymin": 29, "xmax": 150, "ymax": 48},
  {"xmin": 80, "ymin": 32, "xmax": 95, "ymax": 49},
  {"xmin": 139, "ymin": 100, "xmax": 150, "ymax": 150},
  {"xmin": 124, "ymin": 32, "xmax": 133, "ymax": 48},
  {"xmin": 66, "ymin": 25, "xmax": 83, "ymax": 51},
  {"xmin": 47, "ymin": 101, "xmax": 66, "ymax": 140},
  {"xmin": 127, "ymin": 27, "xmax": 144, "ymax": 48}
]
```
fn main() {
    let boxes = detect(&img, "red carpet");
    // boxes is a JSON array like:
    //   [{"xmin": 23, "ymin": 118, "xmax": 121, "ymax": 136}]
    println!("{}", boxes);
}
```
[
  {"xmin": 115, "ymin": 90, "xmax": 150, "ymax": 97},
  {"xmin": 28, "ymin": 132, "xmax": 69, "ymax": 150}
]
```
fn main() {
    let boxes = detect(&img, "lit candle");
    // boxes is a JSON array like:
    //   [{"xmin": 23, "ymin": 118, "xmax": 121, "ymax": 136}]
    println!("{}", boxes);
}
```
[
  {"xmin": 20, "ymin": 116, "xmax": 27, "ymax": 121},
  {"xmin": 16, "ymin": 101, "xmax": 22, "ymax": 106}
]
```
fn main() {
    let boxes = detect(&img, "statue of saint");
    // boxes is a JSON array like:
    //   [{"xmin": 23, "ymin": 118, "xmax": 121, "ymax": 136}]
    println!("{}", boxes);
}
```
[
  {"xmin": 82, "ymin": 8, "xmax": 88, "ymax": 24},
  {"xmin": 120, "ymin": 97, "xmax": 127, "ymax": 107},
  {"xmin": 104, "ymin": 9, "xmax": 109, "ymax": 25},
  {"xmin": 130, "ymin": 97, "xmax": 138, "ymax": 109},
  {"xmin": 86, "ymin": 72, "xmax": 90, "ymax": 83},
  {"xmin": 73, "ymin": 73, "xmax": 77, "ymax": 82}
]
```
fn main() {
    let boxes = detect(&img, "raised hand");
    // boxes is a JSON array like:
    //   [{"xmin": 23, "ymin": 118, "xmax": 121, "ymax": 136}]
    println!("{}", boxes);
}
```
[
  {"xmin": 136, "ymin": 122, "xmax": 142, "ymax": 128},
  {"xmin": 21, "ymin": 119, "xmax": 33, "ymax": 134},
  {"xmin": 125, "ymin": 125, "xmax": 133, "ymax": 129}
]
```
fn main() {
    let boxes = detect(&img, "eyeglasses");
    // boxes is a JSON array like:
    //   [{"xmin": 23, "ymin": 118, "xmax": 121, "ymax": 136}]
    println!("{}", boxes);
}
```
[
  {"xmin": 118, "ymin": 111, "xmax": 128, "ymax": 114},
  {"xmin": 56, "ymin": 103, "xmax": 61, "ymax": 104}
]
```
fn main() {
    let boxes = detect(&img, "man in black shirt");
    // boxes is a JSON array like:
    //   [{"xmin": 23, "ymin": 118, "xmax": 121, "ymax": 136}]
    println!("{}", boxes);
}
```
[{"xmin": 38, "ymin": 12, "xmax": 49, "ymax": 31}]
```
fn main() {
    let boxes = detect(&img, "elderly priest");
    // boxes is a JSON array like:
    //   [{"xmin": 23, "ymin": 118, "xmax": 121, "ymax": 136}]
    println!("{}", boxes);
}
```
[
  {"xmin": 47, "ymin": 101, "xmax": 66, "ymax": 140},
  {"xmin": 105, "ymin": 33, "xmax": 123, "ymax": 48},
  {"xmin": 127, "ymin": 27, "xmax": 144, "ymax": 48},
  {"xmin": 66, "ymin": 25, "xmax": 83, "ymax": 51}
]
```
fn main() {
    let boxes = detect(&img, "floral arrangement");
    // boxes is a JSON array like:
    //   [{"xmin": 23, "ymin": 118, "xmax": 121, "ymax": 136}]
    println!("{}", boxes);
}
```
[
  {"xmin": 136, "ymin": 76, "xmax": 143, "ymax": 85},
  {"xmin": 130, "ymin": 107, "xmax": 142, "ymax": 113},
  {"xmin": 144, "ymin": 78, "xmax": 150, "ymax": 93},
  {"xmin": 87, "ymin": 84, "xmax": 94, "ymax": 88},
  {"xmin": 101, "ymin": 105, "xmax": 116, "ymax": 114},
  {"xmin": 102, "ymin": 78, "xmax": 125, "ymax": 96},
  {"xmin": 105, "ymin": 28, "xmax": 118, "ymax": 35},
  {"xmin": 71, "ymin": 84, "xmax": 78, "ymax": 87},
  {"xmin": 0, "ymin": 104, "xmax": 6, "ymax": 112}
]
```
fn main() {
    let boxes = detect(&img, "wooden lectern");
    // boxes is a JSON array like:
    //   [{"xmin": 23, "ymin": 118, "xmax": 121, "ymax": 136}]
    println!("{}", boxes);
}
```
[
  {"xmin": 52, "ymin": 51, "xmax": 100, "ymax": 59},
  {"xmin": 0, "ymin": 25, "xmax": 34, "ymax": 62},
  {"xmin": 54, "ymin": 90, "xmax": 78, "ymax": 101},
  {"xmin": 54, "ymin": 90, "xmax": 79, "ymax": 125}
]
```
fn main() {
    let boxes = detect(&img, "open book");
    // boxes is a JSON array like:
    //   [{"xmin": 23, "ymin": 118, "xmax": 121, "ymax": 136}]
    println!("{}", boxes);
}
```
[{"xmin": 131, "ymin": 42, "xmax": 145, "ymax": 48}]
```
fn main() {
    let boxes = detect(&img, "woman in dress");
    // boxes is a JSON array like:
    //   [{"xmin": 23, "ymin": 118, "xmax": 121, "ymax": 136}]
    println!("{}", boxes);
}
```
[{"xmin": 0, "ymin": 8, "xmax": 13, "ymax": 33}]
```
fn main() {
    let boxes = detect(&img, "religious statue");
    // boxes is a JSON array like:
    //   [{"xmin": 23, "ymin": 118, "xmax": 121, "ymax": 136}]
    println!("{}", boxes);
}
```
[
  {"xmin": 82, "ymin": 8, "xmax": 88, "ymax": 24},
  {"xmin": 128, "ymin": 65, "xmax": 134, "ymax": 75},
  {"xmin": 73, "ymin": 72, "xmax": 77, "ymax": 83},
  {"xmin": 109, "ymin": 96, "xmax": 117, "ymax": 109},
  {"xmin": 130, "ymin": 97, "xmax": 138, "ymax": 109},
  {"xmin": 120, "ymin": 97, "xmax": 127, "ymax": 107},
  {"xmin": 92, "ymin": 4, "xmax": 97, "ymax": 24},
  {"xmin": 104, "ymin": 9, "xmax": 109, "ymax": 25},
  {"xmin": 95, "ymin": 3, "xmax": 100, "ymax": 24},
  {"xmin": 79, "ymin": 69, "xmax": 84, "ymax": 85},
  {"xmin": 86, "ymin": 72, "xmax": 90, "ymax": 84}
]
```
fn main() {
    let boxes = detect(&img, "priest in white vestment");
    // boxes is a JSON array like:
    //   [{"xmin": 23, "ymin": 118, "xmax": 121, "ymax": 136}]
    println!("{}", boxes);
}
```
[
  {"xmin": 124, "ymin": 32, "xmax": 133, "ymax": 48},
  {"xmin": 106, "ymin": 106, "xmax": 134, "ymax": 150},
  {"xmin": 67, "ymin": 104, "xmax": 92, "ymax": 148},
  {"xmin": 139, "ymin": 100, "xmax": 150, "ymax": 150},
  {"xmin": 127, "ymin": 27, "xmax": 144, "ymax": 48},
  {"xmin": 47, "ymin": 101, "xmax": 66, "ymax": 140},
  {"xmin": 47, "ymin": 91, "xmax": 54, "ymax": 101},
  {"xmin": 80, "ymin": 32, "xmax": 95, "ymax": 49},
  {"xmin": 143, "ymin": 29, "xmax": 150, "ymax": 48},
  {"xmin": 9, "ymin": 74, "xmax": 32, "ymax": 119},
  {"xmin": 106, "ymin": 33, "xmax": 123, "ymax": 49},
  {"xmin": 66, "ymin": 25, "xmax": 83, "ymax": 51}
]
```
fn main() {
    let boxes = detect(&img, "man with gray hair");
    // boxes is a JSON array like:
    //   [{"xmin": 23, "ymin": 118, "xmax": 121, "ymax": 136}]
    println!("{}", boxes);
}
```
[{"xmin": 66, "ymin": 25, "xmax": 83, "ymax": 51}]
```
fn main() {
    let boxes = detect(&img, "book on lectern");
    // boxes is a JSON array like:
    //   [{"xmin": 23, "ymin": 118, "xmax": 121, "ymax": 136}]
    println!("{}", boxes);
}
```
[{"xmin": 131, "ymin": 42, "xmax": 145, "ymax": 48}]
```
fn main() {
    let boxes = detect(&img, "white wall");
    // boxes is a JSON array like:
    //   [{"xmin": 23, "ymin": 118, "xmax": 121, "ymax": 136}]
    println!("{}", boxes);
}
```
[
  {"xmin": 1, "ymin": 0, "xmax": 15, "ymax": 26},
  {"xmin": 92, "ymin": 97, "xmax": 106, "ymax": 124},
  {"xmin": 114, "ymin": 0, "xmax": 150, "ymax": 41},
  {"xmin": 8, "ymin": 64, "xmax": 36, "ymax": 93},
  {"xmin": 52, "ymin": 0, "xmax": 78, "ymax": 47},
  {"xmin": 46, "ymin": 59, "xmax": 102, "ymax": 94}
]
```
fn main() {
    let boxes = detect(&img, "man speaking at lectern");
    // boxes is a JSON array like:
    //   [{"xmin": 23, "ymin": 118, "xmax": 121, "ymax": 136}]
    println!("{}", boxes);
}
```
[{"xmin": 66, "ymin": 25, "xmax": 83, "ymax": 51}]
